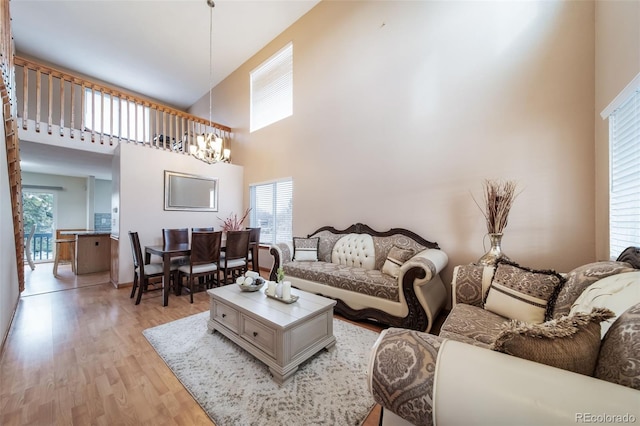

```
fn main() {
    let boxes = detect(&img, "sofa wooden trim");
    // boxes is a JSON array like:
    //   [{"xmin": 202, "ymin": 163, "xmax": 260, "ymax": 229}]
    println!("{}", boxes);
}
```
[{"xmin": 269, "ymin": 223, "xmax": 445, "ymax": 331}]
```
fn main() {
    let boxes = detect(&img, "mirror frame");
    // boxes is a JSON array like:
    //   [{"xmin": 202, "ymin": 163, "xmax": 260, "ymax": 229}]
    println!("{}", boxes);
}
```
[{"xmin": 164, "ymin": 170, "xmax": 219, "ymax": 212}]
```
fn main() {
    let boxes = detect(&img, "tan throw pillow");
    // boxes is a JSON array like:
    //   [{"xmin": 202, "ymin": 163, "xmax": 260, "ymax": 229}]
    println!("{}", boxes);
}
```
[
  {"xmin": 594, "ymin": 302, "xmax": 640, "ymax": 390},
  {"xmin": 382, "ymin": 245, "xmax": 415, "ymax": 278},
  {"xmin": 292, "ymin": 237, "xmax": 319, "ymax": 261},
  {"xmin": 484, "ymin": 260, "xmax": 565, "ymax": 323},
  {"xmin": 492, "ymin": 307, "xmax": 615, "ymax": 376}
]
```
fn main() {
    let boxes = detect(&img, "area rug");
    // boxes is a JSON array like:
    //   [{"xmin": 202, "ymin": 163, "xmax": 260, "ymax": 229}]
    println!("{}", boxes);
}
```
[{"xmin": 143, "ymin": 311, "xmax": 380, "ymax": 426}]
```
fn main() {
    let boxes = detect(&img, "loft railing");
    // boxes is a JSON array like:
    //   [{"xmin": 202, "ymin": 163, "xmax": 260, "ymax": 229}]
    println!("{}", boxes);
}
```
[{"xmin": 15, "ymin": 56, "xmax": 231, "ymax": 152}]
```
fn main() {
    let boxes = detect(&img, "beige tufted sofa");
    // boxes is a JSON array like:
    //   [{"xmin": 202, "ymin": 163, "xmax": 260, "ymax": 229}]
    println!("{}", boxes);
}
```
[
  {"xmin": 269, "ymin": 223, "xmax": 448, "ymax": 331},
  {"xmin": 368, "ymin": 247, "xmax": 640, "ymax": 425}
]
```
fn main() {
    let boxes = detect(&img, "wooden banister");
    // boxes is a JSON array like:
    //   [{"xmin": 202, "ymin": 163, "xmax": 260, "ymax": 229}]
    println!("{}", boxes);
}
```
[
  {"xmin": 0, "ymin": 0, "xmax": 25, "ymax": 293},
  {"xmin": 15, "ymin": 56, "xmax": 232, "ymax": 154},
  {"xmin": 15, "ymin": 56, "xmax": 230, "ymax": 132}
]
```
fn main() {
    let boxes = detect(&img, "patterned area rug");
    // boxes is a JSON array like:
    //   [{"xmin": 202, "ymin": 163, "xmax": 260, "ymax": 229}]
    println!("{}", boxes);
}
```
[{"xmin": 143, "ymin": 312, "xmax": 379, "ymax": 426}]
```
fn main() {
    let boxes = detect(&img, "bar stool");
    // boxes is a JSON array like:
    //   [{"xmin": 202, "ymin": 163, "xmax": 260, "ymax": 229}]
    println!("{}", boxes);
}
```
[{"xmin": 53, "ymin": 229, "xmax": 81, "ymax": 276}]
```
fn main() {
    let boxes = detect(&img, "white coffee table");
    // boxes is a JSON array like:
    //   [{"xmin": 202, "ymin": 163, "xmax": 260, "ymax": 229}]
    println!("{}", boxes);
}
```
[{"xmin": 207, "ymin": 285, "xmax": 337, "ymax": 385}]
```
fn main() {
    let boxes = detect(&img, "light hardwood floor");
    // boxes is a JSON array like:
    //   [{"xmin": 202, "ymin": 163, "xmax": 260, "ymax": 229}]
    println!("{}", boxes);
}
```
[{"xmin": 1, "ymin": 264, "xmax": 383, "ymax": 425}]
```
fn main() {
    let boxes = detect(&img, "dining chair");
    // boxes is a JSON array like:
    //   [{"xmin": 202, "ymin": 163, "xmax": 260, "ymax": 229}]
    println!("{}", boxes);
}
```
[
  {"xmin": 163, "ymin": 228, "xmax": 189, "ymax": 265},
  {"xmin": 177, "ymin": 231, "xmax": 223, "ymax": 303},
  {"xmin": 190, "ymin": 227, "xmax": 215, "ymax": 284},
  {"xmin": 247, "ymin": 227, "xmax": 261, "ymax": 272},
  {"xmin": 129, "ymin": 231, "xmax": 172, "ymax": 305},
  {"xmin": 219, "ymin": 230, "xmax": 250, "ymax": 285}
]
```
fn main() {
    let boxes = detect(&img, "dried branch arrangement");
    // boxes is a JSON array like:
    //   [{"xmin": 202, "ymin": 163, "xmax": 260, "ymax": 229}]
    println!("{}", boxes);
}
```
[
  {"xmin": 473, "ymin": 179, "xmax": 519, "ymax": 234},
  {"xmin": 219, "ymin": 207, "xmax": 251, "ymax": 232}
]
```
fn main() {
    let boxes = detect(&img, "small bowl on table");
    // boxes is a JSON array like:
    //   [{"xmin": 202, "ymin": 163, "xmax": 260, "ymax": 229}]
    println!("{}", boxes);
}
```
[{"xmin": 237, "ymin": 276, "xmax": 266, "ymax": 292}]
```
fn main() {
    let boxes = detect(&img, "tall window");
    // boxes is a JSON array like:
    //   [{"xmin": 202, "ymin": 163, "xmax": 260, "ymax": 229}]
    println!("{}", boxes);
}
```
[
  {"xmin": 84, "ymin": 89, "xmax": 150, "ymax": 141},
  {"xmin": 605, "ymin": 77, "xmax": 640, "ymax": 259},
  {"xmin": 250, "ymin": 42, "xmax": 293, "ymax": 132},
  {"xmin": 249, "ymin": 178, "xmax": 293, "ymax": 244}
]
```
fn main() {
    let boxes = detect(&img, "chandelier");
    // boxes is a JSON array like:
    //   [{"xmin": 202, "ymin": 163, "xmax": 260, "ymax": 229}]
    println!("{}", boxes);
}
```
[
  {"xmin": 189, "ymin": 0, "xmax": 231, "ymax": 164},
  {"xmin": 191, "ymin": 131, "xmax": 230, "ymax": 163}
]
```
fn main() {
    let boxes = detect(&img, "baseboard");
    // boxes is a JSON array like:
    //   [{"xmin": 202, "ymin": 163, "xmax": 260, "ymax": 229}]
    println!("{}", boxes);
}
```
[
  {"xmin": 115, "ymin": 280, "xmax": 133, "ymax": 289},
  {"xmin": 0, "ymin": 292, "xmax": 20, "ymax": 360}
]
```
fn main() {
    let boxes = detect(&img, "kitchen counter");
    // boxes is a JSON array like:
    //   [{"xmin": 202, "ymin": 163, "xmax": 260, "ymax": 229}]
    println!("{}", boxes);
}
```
[
  {"xmin": 60, "ymin": 230, "xmax": 112, "ymax": 236},
  {"xmin": 61, "ymin": 231, "xmax": 111, "ymax": 274}
]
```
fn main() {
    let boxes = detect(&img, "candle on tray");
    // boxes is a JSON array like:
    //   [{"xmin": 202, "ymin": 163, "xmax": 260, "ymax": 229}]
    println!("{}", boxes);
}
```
[
  {"xmin": 282, "ymin": 281, "xmax": 291, "ymax": 300},
  {"xmin": 267, "ymin": 281, "xmax": 276, "ymax": 296},
  {"xmin": 275, "ymin": 282, "xmax": 283, "ymax": 298}
]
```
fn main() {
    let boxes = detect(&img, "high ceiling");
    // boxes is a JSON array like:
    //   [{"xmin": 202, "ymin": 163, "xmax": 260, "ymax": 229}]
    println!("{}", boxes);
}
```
[{"xmin": 11, "ymin": 0, "xmax": 320, "ymax": 179}]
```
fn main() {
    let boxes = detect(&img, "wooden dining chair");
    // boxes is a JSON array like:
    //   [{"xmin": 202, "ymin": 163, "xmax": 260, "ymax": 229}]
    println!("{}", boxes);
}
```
[
  {"xmin": 163, "ymin": 228, "xmax": 189, "ymax": 245},
  {"xmin": 247, "ymin": 227, "xmax": 261, "ymax": 272},
  {"xmin": 219, "ymin": 230, "xmax": 250, "ymax": 285},
  {"xmin": 129, "ymin": 231, "xmax": 167, "ymax": 305},
  {"xmin": 192, "ymin": 227, "xmax": 214, "ymax": 232},
  {"xmin": 163, "ymin": 228, "xmax": 189, "ymax": 265},
  {"xmin": 178, "ymin": 231, "xmax": 222, "ymax": 303}
]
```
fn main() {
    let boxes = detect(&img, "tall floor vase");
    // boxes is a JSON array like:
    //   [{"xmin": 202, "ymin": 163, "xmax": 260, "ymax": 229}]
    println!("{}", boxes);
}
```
[{"xmin": 477, "ymin": 233, "xmax": 510, "ymax": 266}]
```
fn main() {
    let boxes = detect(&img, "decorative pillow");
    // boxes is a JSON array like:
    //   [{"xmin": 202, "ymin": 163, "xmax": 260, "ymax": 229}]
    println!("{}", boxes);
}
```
[
  {"xmin": 484, "ymin": 260, "xmax": 565, "ymax": 323},
  {"xmin": 292, "ymin": 237, "xmax": 319, "ymax": 262},
  {"xmin": 492, "ymin": 307, "xmax": 615, "ymax": 376},
  {"xmin": 569, "ymin": 271, "xmax": 640, "ymax": 337},
  {"xmin": 594, "ymin": 302, "xmax": 640, "ymax": 390},
  {"xmin": 382, "ymin": 245, "xmax": 415, "ymax": 278},
  {"xmin": 553, "ymin": 261, "xmax": 635, "ymax": 319}
]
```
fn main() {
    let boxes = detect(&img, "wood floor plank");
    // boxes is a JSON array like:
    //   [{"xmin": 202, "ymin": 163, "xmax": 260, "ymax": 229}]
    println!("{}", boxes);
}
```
[{"xmin": 1, "ymin": 264, "xmax": 386, "ymax": 425}]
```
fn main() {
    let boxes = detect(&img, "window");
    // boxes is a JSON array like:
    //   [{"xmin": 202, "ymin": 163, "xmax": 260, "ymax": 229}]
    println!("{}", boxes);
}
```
[
  {"xmin": 604, "ymin": 74, "xmax": 640, "ymax": 259},
  {"xmin": 250, "ymin": 42, "xmax": 293, "ymax": 132},
  {"xmin": 249, "ymin": 178, "xmax": 293, "ymax": 245},
  {"xmin": 84, "ymin": 89, "xmax": 150, "ymax": 141}
]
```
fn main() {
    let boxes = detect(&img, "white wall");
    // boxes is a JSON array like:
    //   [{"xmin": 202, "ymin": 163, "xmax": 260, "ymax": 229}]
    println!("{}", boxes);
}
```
[
  {"xmin": 94, "ymin": 179, "xmax": 111, "ymax": 213},
  {"xmin": 192, "ymin": 0, "xmax": 596, "ymax": 287},
  {"xmin": 116, "ymin": 142, "xmax": 243, "ymax": 284},
  {"xmin": 0, "ymin": 107, "xmax": 19, "ymax": 348},
  {"xmin": 594, "ymin": 1, "xmax": 640, "ymax": 261}
]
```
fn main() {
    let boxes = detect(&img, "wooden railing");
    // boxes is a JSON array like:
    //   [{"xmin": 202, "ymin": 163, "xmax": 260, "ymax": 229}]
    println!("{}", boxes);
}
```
[
  {"xmin": 0, "ymin": 0, "xmax": 24, "ymax": 293},
  {"xmin": 15, "ymin": 56, "xmax": 232, "ymax": 153}
]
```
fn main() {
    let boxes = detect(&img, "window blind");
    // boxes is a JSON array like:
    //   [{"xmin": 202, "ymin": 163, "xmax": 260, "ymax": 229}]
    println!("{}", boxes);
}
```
[
  {"xmin": 250, "ymin": 42, "xmax": 293, "ymax": 132},
  {"xmin": 249, "ymin": 178, "xmax": 293, "ymax": 245},
  {"xmin": 609, "ymin": 88, "xmax": 640, "ymax": 259}
]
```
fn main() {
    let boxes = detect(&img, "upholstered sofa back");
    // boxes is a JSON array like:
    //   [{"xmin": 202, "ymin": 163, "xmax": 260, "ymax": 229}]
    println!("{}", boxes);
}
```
[
  {"xmin": 331, "ymin": 234, "xmax": 376, "ymax": 270},
  {"xmin": 312, "ymin": 228, "xmax": 432, "ymax": 271}
]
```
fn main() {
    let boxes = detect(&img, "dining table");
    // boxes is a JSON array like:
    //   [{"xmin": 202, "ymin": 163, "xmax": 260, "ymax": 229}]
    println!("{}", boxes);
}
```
[{"xmin": 144, "ymin": 242, "xmax": 191, "ymax": 306}]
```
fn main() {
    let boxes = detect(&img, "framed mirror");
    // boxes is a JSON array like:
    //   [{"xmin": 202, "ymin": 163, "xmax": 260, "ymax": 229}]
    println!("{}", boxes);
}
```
[{"xmin": 164, "ymin": 170, "xmax": 218, "ymax": 211}]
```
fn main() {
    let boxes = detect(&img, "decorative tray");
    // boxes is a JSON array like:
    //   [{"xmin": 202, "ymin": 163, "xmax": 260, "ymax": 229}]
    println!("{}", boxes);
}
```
[{"xmin": 265, "ymin": 291, "xmax": 299, "ymax": 304}]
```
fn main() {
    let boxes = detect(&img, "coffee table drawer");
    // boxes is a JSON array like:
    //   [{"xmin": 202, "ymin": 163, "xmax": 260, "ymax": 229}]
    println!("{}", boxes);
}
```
[
  {"xmin": 213, "ymin": 300, "xmax": 240, "ymax": 333},
  {"xmin": 241, "ymin": 315, "xmax": 277, "ymax": 358}
]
